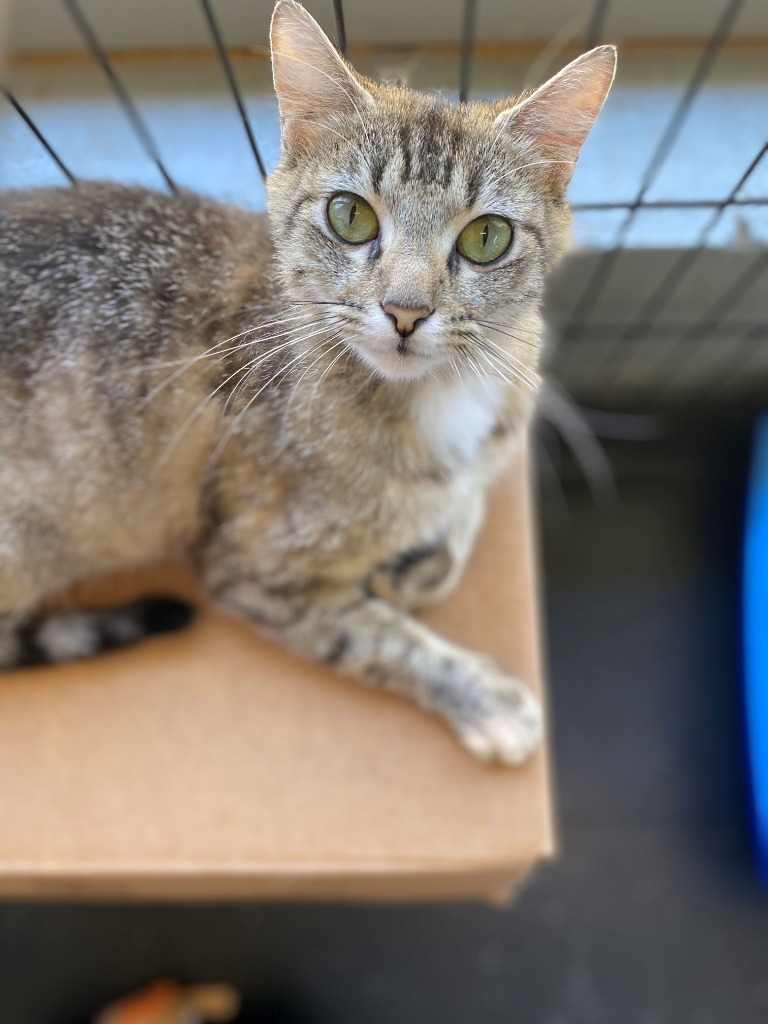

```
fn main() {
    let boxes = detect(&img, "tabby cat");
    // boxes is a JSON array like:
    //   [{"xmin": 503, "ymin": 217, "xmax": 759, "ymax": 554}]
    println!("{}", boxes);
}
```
[{"xmin": 0, "ymin": 1, "xmax": 615, "ymax": 763}]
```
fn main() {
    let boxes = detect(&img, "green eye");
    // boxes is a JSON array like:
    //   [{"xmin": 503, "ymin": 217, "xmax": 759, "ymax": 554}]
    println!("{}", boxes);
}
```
[
  {"xmin": 327, "ymin": 193, "xmax": 379, "ymax": 244},
  {"xmin": 457, "ymin": 214, "xmax": 513, "ymax": 265}
]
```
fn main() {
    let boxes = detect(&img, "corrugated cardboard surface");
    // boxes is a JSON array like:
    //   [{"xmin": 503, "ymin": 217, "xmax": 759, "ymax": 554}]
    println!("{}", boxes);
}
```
[{"xmin": 0, "ymin": 455, "xmax": 552, "ymax": 901}]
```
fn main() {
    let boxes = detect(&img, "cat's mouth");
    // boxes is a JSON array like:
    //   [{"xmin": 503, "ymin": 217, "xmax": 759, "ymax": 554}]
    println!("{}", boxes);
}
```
[{"xmin": 347, "ymin": 337, "xmax": 441, "ymax": 382}]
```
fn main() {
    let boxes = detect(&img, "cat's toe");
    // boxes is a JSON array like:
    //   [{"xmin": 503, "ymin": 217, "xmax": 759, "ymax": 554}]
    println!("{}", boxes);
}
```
[{"xmin": 457, "ymin": 680, "xmax": 543, "ymax": 766}]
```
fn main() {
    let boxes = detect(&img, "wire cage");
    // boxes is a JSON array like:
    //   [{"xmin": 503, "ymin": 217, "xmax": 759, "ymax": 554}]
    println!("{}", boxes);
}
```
[{"xmin": 1, "ymin": 0, "xmax": 767, "ymax": 414}]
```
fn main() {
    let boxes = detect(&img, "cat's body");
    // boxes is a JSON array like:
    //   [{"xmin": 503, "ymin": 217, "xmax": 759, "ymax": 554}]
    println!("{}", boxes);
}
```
[
  {"xmin": 0, "ymin": 2, "xmax": 615, "ymax": 763},
  {"xmin": 0, "ymin": 183, "xmax": 508, "ymax": 610}
]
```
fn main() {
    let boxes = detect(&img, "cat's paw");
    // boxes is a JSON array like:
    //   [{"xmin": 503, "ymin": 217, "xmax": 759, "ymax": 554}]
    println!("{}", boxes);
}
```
[
  {"xmin": 449, "ymin": 669, "xmax": 543, "ymax": 766},
  {"xmin": 366, "ymin": 541, "xmax": 456, "ymax": 609}
]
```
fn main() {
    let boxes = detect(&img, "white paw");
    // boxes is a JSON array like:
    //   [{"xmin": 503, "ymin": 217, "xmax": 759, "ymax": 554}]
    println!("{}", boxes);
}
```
[{"xmin": 453, "ymin": 672, "xmax": 543, "ymax": 766}]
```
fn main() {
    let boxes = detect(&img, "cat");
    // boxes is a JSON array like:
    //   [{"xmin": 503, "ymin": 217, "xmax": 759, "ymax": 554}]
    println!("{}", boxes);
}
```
[{"xmin": 0, "ymin": 1, "xmax": 615, "ymax": 764}]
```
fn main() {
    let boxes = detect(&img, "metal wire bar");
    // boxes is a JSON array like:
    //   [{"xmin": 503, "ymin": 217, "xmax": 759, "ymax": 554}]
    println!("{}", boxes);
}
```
[
  {"xmin": 579, "ymin": 140, "xmax": 768, "ymax": 389},
  {"xmin": 564, "ymin": 169, "xmax": 768, "ymax": 394},
  {"xmin": 675, "ymin": 252, "xmax": 768, "ymax": 344},
  {"xmin": 706, "ymin": 321, "xmax": 768, "ymax": 393},
  {"xmin": 564, "ymin": 0, "xmax": 744, "ymax": 344},
  {"xmin": 562, "ymin": 329, "xmax": 768, "ymax": 403},
  {"xmin": 572, "ymin": 196, "xmax": 768, "ymax": 211},
  {"xmin": 642, "ymin": 327, "xmax": 768, "ymax": 405},
  {"xmin": 558, "ymin": 320, "xmax": 765, "ymax": 342},
  {"xmin": 332, "ymin": 0, "xmax": 347, "ymax": 56},
  {"xmin": 585, "ymin": 0, "xmax": 610, "ymax": 50},
  {"xmin": 199, "ymin": 0, "xmax": 267, "ymax": 181},
  {"xmin": 551, "ymin": 324, "xmax": 765, "ymax": 398},
  {"xmin": 458, "ymin": 0, "xmax": 478, "ymax": 103},
  {"xmin": 63, "ymin": 0, "xmax": 177, "ymax": 194},
  {"xmin": 616, "ymin": 140, "xmax": 768, "ymax": 346},
  {"xmin": 617, "ymin": 250, "xmax": 768, "ymax": 403},
  {"xmin": 1, "ymin": 86, "xmax": 77, "ymax": 185}
]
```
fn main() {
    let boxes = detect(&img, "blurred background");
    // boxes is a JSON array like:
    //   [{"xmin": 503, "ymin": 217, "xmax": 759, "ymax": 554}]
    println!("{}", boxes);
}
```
[{"xmin": 1, "ymin": 1, "xmax": 768, "ymax": 1021}]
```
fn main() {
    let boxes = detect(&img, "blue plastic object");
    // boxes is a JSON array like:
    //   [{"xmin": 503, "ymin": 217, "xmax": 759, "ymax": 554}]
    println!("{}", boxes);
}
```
[{"xmin": 744, "ymin": 413, "xmax": 768, "ymax": 882}]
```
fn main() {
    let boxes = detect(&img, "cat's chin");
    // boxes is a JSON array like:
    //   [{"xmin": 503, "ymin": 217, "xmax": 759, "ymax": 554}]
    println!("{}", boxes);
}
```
[{"xmin": 348, "ymin": 342, "xmax": 440, "ymax": 383}]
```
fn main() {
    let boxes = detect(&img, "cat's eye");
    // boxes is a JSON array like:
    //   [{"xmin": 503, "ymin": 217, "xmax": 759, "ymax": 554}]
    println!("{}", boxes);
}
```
[
  {"xmin": 457, "ymin": 215, "xmax": 513, "ymax": 265},
  {"xmin": 327, "ymin": 193, "xmax": 379, "ymax": 244}
]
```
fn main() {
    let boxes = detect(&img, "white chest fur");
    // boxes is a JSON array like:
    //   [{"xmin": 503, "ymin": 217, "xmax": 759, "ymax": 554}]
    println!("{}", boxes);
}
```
[{"xmin": 414, "ymin": 375, "xmax": 506, "ymax": 469}]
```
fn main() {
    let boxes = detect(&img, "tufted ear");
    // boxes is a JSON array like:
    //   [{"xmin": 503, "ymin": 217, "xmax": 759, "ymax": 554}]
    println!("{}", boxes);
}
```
[
  {"xmin": 494, "ymin": 45, "xmax": 616, "ymax": 188},
  {"xmin": 270, "ymin": 0, "xmax": 373, "ymax": 154}
]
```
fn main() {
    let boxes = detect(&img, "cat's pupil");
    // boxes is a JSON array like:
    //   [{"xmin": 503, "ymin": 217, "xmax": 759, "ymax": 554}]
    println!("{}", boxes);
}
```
[
  {"xmin": 348, "ymin": 203, "xmax": 357, "ymax": 226},
  {"xmin": 481, "ymin": 223, "xmax": 489, "ymax": 247}
]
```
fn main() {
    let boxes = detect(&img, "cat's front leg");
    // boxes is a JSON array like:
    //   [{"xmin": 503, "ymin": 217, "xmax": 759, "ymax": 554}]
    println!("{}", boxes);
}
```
[
  {"xmin": 205, "ymin": 570, "xmax": 541, "ymax": 765},
  {"xmin": 364, "ymin": 540, "xmax": 458, "ymax": 609},
  {"xmin": 365, "ymin": 494, "xmax": 484, "ymax": 610}
]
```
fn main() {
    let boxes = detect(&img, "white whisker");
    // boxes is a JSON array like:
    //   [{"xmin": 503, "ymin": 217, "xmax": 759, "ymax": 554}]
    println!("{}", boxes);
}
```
[
  {"xmin": 156, "ymin": 318, "xmax": 342, "ymax": 468},
  {"xmin": 139, "ymin": 311, "xmax": 332, "ymax": 408},
  {"xmin": 208, "ymin": 334, "xmax": 340, "ymax": 472},
  {"xmin": 474, "ymin": 317, "xmax": 541, "ymax": 343},
  {"xmin": 224, "ymin": 317, "xmax": 345, "ymax": 411},
  {"xmin": 475, "ymin": 344, "xmax": 536, "ymax": 393},
  {"xmin": 286, "ymin": 330, "xmax": 344, "ymax": 412},
  {"xmin": 480, "ymin": 336, "xmax": 540, "ymax": 389},
  {"xmin": 306, "ymin": 338, "xmax": 350, "ymax": 420},
  {"xmin": 537, "ymin": 382, "xmax": 617, "ymax": 503}
]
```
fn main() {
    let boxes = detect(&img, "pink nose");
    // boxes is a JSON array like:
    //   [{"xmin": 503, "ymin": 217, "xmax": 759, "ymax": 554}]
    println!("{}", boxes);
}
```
[{"xmin": 381, "ymin": 302, "xmax": 433, "ymax": 337}]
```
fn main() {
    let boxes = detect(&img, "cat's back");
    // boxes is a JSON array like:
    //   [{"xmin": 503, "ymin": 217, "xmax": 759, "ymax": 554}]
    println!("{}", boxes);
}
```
[
  {"xmin": 0, "ymin": 185, "xmax": 271, "ymax": 598},
  {"xmin": 0, "ymin": 182, "xmax": 268, "ymax": 363}
]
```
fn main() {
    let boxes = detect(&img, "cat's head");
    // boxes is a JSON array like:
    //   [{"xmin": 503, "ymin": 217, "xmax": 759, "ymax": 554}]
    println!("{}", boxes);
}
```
[{"xmin": 266, "ymin": 0, "xmax": 615, "ymax": 383}]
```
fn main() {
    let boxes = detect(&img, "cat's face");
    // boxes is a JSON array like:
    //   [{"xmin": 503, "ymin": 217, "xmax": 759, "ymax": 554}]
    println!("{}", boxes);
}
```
[{"xmin": 267, "ymin": 1, "xmax": 615, "ymax": 384}]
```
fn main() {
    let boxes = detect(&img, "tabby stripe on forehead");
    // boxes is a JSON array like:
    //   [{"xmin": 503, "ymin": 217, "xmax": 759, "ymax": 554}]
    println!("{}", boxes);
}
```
[
  {"xmin": 398, "ymin": 123, "xmax": 412, "ymax": 184},
  {"xmin": 440, "ymin": 151, "xmax": 455, "ymax": 189},
  {"xmin": 368, "ymin": 149, "xmax": 387, "ymax": 193},
  {"xmin": 445, "ymin": 123, "xmax": 465, "ymax": 189},
  {"xmin": 465, "ymin": 166, "xmax": 483, "ymax": 208},
  {"xmin": 416, "ymin": 118, "xmax": 455, "ymax": 188}
]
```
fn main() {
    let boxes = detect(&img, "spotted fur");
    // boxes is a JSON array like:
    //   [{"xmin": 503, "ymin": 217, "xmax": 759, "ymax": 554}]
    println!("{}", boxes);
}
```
[{"xmin": 0, "ymin": 2, "xmax": 615, "ymax": 763}]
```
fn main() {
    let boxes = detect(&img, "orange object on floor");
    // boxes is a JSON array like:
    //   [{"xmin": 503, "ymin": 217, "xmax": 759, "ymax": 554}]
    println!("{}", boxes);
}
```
[{"xmin": 93, "ymin": 979, "xmax": 240, "ymax": 1024}]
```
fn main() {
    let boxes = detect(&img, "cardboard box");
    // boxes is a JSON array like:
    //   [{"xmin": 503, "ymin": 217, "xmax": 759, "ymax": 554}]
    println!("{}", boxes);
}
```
[{"xmin": 0, "ymin": 455, "xmax": 552, "ymax": 901}]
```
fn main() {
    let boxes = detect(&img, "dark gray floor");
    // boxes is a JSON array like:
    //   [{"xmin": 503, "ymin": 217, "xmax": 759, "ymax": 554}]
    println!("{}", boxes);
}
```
[{"xmin": 1, "ymin": 428, "xmax": 766, "ymax": 1024}]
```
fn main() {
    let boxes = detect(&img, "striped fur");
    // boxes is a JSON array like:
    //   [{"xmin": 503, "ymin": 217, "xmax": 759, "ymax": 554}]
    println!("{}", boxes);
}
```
[{"xmin": 0, "ymin": 2, "xmax": 615, "ymax": 763}]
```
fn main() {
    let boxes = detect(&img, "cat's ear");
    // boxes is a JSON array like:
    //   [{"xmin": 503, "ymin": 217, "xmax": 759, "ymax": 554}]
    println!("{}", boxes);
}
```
[
  {"xmin": 494, "ymin": 45, "xmax": 616, "ymax": 188},
  {"xmin": 270, "ymin": 0, "xmax": 373, "ymax": 154}
]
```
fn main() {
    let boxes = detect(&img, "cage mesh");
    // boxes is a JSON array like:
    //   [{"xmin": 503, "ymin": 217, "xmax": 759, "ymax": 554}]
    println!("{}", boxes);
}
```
[{"xmin": 2, "ymin": 0, "xmax": 766, "ymax": 413}]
